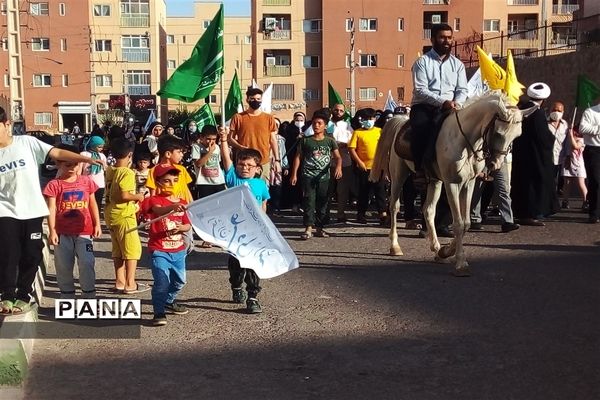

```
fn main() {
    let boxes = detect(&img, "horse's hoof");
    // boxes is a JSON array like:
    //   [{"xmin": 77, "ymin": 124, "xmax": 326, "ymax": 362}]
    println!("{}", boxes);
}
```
[
  {"xmin": 453, "ymin": 266, "xmax": 472, "ymax": 277},
  {"xmin": 437, "ymin": 245, "xmax": 455, "ymax": 259},
  {"xmin": 390, "ymin": 247, "xmax": 403, "ymax": 256},
  {"xmin": 434, "ymin": 255, "xmax": 454, "ymax": 264}
]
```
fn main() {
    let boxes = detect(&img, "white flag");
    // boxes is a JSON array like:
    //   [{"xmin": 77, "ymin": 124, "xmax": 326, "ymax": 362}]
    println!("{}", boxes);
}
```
[
  {"xmin": 467, "ymin": 68, "xmax": 488, "ymax": 99},
  {"xmin": 186, "ymin": 185, "xmax": 299, "ymax": 279},
  {"xmin": 260, "ymin": 82, "xmax": 273, "ymax": 113},
  {"xmin": 384, "ymin": 90, "xmax": 398, "ymax": 112}
]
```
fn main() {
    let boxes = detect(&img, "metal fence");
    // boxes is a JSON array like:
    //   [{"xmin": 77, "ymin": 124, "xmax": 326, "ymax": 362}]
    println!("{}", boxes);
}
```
[{"xmin": 453, "ymin": 13, "xmax": 599, "ymax": 68}]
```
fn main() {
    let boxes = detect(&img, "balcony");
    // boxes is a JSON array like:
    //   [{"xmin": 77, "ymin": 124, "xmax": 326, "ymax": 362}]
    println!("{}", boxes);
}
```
[
  {"xmin": 552, "ymin": 4, "xmax": 579, "ymax": 14},
  {"xmin": 508, "ymin": 30, "xmax": 538, "ymax": 40},
  {"xmin": 125, "ymin": 86, "xmax": 151, "ymax": 95},
  {"xmin": 122, "ymin": 48, "xmax": 150, "ymax": 63},
  {"xmin": 423, "ymin": 0, "xmax": 448, "ymax": 4},
  {"xmin": 507, "ymin": 0, "xmax": 538, "ymax": 4},
  {"xmin": 264, "ymin": 65, "xmax": 291, "ymax": 77},
  {"xmin": 121, "ymin": 14, "xmax": 150, "ymax": 28},
  {"xmin": 263, "ymin": 30, "xmax": 291, "ymax": 40},
  {"xmin": 263, "ymin": 0, "xmax": 290, "ymax": 5}
]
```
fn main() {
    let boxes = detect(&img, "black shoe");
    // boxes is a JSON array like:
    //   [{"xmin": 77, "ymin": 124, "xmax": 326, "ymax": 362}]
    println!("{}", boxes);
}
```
[
  {"xmin": 501, "ymin": 222, "xmax": 520, "ymax": 233},
  {"xmin": 469, "ymin": 222, "xmax": 484, "ymax": 231},
  {"xmin": 356, "ymin": 215, "xmax": 368, "ymax": 224},
  {"xmin": 232, "ymin": 288, "xmax": 246, "ymax": 304},
  {"xmin": 588, "ymin": 217, "xmax": 600, "ymax": 224},
  {"xmin": 519, "ymin": 218, "xmax": 545, "ymax": 226},
  {"xmin": 152, "ymin": 314, "xmax": 167, "ymax": 326},
  {"xmin": 561, "ymin": 200, "xmax": 569, "ymax": 209},
  {"xmin": 437, "ymin": 227, "xmax": 454, "ymax": 238},
  {"xmin": 165, "ymin": 302, "xmax": 189, "ymax": 315},
  {"xmin": 246, "ymin": 298, "xmax": 262, "ymax": 314}
]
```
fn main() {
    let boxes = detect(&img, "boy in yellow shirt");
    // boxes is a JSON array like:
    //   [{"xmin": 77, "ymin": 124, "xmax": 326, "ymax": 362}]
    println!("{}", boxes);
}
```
[{"xmin": 145, "ymin": 135, "xmax": 194, "ymax": 202}]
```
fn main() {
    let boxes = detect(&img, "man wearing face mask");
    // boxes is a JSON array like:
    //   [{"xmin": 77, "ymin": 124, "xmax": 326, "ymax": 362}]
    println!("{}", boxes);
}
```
[
  {"xmin": 410, "ymin": 24, "xmax": 468, "ymax": 179},
  {"xmin": 330, "ymin": 104, "xmax": 355, "ymax": 222},
  {"xmin": 547, "ymin": 101, "xmax": 568, "ymax": 195},
  {"xmin": 228, "ymin": 88, "xmax": 281, "ymax": 183},
  {"xmin": 348, "ymin": 107, "xmax": 387, "ymax": 225}
]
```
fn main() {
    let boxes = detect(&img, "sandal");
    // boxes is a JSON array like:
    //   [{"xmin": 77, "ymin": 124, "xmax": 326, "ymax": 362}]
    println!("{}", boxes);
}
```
[
  {"xmin": 123, "ymin": 283, "xmax": 151, "ymax": 295},
  {"xmin": 0, "ymin": 299, "xmax": 14, "ymax": 315},
  {"xmin": 199, "ymin": 241, "xmax": 213, "ymax": 248},
  {"xmin": 300, "ymin": 231, "xmax": 313, "ymax": 240},
  {"xmin": 315, "ymin": 229, "xmax": 330, "ymax": 238},
  {"xmin": 11, "ymin": 300, "xmax": 32, "ymax": 315}
]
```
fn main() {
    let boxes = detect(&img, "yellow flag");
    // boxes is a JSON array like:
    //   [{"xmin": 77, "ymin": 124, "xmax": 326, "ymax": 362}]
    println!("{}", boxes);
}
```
[
  {"xmin": 504, "ymin": 50, "xmax": 525, "ymax": 106},
  {"xmin": 476, "ymin": 46, "xmax": 506, "ymax": 90}
]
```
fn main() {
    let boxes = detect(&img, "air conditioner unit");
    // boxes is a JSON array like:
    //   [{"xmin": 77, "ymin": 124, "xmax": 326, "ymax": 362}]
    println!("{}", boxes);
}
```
[
  {"xmin": 432, "ymin": 14, "xmax": 442, "ymax": 24},
  {"xmin": 97, "ymin": 103, "xmax": 108, "ymax": 110},
  {"xmin": 265, "ymin": 57, "xmax": 276, "ymax": 66},
  {"xmin": 264, "ymin": 17, "xmax": 277, "ymax": 32}
]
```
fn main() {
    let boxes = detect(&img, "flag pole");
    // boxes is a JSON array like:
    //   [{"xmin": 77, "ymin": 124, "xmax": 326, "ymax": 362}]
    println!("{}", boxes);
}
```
[
  {"xmin": 220, "ymin": 75, "xmax": 225, "ymax": 127},
  {"xmin": 570, "ymin": 106, "xmax": 577, "ymax": 130}
]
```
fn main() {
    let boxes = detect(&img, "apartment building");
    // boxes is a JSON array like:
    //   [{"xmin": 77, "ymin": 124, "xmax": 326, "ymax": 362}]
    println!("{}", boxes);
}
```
[
  {"xmin": 252, "ymin": 0, "xmax": 323, "ymax": 120},
  {"xmin": 90, "ymin": 0, "xmax": 167, "ymax": 124},
  {"xmin": 165, "ymin": 1, "xmax": 251, "ymax": 118},
  {"xmin": 0, "ymin": 0, "xmax": 91, "ymax": 132}
]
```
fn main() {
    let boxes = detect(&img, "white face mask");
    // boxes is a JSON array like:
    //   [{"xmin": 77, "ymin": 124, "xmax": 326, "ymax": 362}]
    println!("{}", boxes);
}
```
[
  {"xmin": 361, "ymin": 120, "xmax": 375, "ymax": 129},
  {"xmin": 549, "ymin": 111, "xmax": 563, "ymax": 122},
  {"xmin": 294, "ymin": 121, "xmax": 304, "ymax": 129}
]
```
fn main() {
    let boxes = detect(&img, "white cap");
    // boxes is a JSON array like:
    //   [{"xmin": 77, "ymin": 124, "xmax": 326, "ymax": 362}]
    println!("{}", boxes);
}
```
[{"xmin": 526, "ymin": 82, "xmax": 551, "ymax": 100}]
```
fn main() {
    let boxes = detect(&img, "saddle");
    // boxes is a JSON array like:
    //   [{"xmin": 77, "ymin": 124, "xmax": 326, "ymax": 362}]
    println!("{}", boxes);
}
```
[{"xmin": 394, "ymin": 110, "xmax": 453, "ymax": 165}]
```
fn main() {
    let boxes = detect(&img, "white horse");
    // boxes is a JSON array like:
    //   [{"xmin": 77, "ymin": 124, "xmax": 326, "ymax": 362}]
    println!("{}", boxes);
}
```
[{"xmin": 370, "ymin": 91, "xmax": 535, "ymax": 276}]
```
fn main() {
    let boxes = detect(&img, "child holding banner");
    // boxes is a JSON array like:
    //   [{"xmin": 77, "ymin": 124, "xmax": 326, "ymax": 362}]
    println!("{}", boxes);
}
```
[{"xmin": 220, "ymin": 127, "xmax": 270, "ymax": 314}]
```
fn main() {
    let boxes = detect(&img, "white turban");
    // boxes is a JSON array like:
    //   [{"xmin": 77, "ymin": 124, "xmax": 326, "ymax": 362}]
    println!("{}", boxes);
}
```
[{"xmin": 527, "ymin": 82, "xmax": 551, "ymax": 100}]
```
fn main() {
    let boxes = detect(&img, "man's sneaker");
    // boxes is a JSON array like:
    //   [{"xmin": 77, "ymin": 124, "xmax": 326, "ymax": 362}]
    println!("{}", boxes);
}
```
[
  {"xmin": 501, "ymin": 222, "xmax": 520, "ymax": 233},
  {"xmin": 165, "ymin": 302, "xmax": 189, "ymax": 315},
  {"xmin": 246, "ymin": 298, "xmax": 262, "ymax": 314},
  {"xmin": 152, "ymin": 314, "xmax": 167, "ymax": 326},
  {"xmin": 469, "ymin": 222, "xmax": 484, "ymax": 231},
  {"xmin": 232, "ymin": 288, "xmax": 246, "ymax": 304}
]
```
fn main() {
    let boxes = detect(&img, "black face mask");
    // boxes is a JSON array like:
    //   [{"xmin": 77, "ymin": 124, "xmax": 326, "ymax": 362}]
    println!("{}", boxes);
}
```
[{"xmin": 249, "ymin": 100, "xmax": 262, "ymax": 110}]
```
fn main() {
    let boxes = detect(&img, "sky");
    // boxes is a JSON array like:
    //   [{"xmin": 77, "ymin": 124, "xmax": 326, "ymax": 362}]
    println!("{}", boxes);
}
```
[{"xmin": 166, "ymin": 0, "xmax": 250, "ymax": 17}]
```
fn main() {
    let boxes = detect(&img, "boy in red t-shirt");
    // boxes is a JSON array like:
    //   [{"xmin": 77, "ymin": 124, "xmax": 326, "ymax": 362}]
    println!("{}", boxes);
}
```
[
  {"xmin": 145, "ymin": 165, "xmax": 192, "ymax": 326},
  {"xmin": 43, "ymin": 145, "xmax": 101, "ymax": 298}
]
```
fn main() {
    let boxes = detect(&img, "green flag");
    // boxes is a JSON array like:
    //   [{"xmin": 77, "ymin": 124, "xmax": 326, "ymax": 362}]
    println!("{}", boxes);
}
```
[
  {"xmin": 157, "ymin": 5, "xmax": 224, "ymax": 102},
  {"xmin": 187, "ymin": 104, "xmax": 216, "ymax": 131},
  {"xmin": 328, "ymin": 82, "xmax": 350, "ymax": 120},
  {"xmin": 576, "ymin": 74, "xmax": 600, "ymax": 109},
  {"xmin": 224, "ymin": 71, "xmax": 244, "ymax": 121}
]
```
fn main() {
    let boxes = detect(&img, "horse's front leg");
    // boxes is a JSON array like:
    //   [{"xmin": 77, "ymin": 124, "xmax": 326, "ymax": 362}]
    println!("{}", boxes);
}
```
[
  {"xmin": 423, "ymin": 180, "xmax": 442, "ymax": 254},
  {"xmin": 389, "ymin": 196, "xmax": 403, "ymax": 255},
  {"xmin": 445, "ymin": 182, "xmax": 470, "ymax": 276}
]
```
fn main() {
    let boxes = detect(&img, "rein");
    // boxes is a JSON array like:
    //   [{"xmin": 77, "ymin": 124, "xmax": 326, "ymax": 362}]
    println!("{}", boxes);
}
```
[{"xmin": 454, "ymin": 111, "xmax": 506, "ymax": 162}]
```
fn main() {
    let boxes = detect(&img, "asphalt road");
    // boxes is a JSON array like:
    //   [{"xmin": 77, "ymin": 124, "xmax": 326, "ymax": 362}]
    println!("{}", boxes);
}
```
[{"xmin": 23, "ymin": 205, "xmax": 600, "ymax": 400}]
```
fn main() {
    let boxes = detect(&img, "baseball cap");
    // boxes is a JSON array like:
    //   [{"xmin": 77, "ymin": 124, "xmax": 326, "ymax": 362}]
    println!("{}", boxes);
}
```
[{"xmin": 153, "ymin": 164, "xmax": 180, "ymax": 179}]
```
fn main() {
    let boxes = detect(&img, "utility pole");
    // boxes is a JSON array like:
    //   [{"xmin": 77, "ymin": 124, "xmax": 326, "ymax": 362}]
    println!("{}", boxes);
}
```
[
  {"xmin": 348, "ymin": 15, "xmax": 356, "ymax": 116},
  {"xmin": 7, "ymin": 0, "xmax": 25, "ymax": 135}
]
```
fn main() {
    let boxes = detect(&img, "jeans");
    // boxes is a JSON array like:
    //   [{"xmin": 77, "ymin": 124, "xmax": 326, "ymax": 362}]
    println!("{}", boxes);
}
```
[
  {"xmin": 584, "ymin": 146, "xmax": 600, "ymax": 219},
  {"xmin": 151, "ymin": 250, "xmax": 187, "ymax": 315},
  {"xmin": 355, "ymin": 169, "xmax": 386, "ymax": 215},
  {"xmin": 228, "ymin": 255, "xmax": 261, "ymax": 299},
  {"xmin": 301, "ymin": 176, "xmax": 331, "ymax": 228},
  {"xmin": 0, "ymin": 217, "xmax": 44, "ymax": 302},
  {"xmin": 471, "ymin": 162, "xmax": 514, "ymax": 224},
  {"xmin": 54, "ymin": 235, "xmax": 96, "ymax": 297},
  {"xmin": 336, "ymin": 166, "xmax": 356, "ymax": 217}
]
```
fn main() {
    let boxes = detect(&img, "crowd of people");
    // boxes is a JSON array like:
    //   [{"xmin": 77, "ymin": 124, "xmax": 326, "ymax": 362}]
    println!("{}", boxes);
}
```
[{"xmin": 0, "ymin": 23, "xmax": 598, "ymax": 327}]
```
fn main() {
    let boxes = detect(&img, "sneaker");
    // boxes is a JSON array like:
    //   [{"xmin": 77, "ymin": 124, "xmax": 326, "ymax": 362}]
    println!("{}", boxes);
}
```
[
  {"xmin": 165, "ymin": 302, "xmax": 189, "ymax": 315},
  {"xmin": 232, "ymin": 288, "xmax": 246, "ymax": 304},
  {"xmin": 561, "ymin": 200, "xmax": 569, "ymax": 209},
  {"xmin": 152, "ymin": 314, "xmax": 167, "ymax": 326},
  {"xmin": 501, "ymin": 222, "xmax": 520, "ymax": 233},
  {"xmin": 469, "ymin": 222, "xmax": 484, "ymax": 231},
  {"xmin": 246, "ymin": 298, "xmax": 262, "ymax": 314}
]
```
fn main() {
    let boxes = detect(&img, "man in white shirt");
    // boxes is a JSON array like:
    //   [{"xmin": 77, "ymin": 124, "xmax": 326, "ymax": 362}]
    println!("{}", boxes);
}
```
[
  {"xmin": 579, "ymin": 99, "xmax": 600, "ymax": 223},
  {"xmin": 547, "ymin": 101, "xmax": 569, "ymax": 194},
  {"xmin": 330, "ymin": 104, "xmax": 355, "ymax": 222}
]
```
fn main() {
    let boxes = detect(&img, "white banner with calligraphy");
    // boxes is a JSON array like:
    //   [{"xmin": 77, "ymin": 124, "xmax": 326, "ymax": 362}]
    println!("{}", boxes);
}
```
[{"xmin": 186, "ymin": 185, "xmax": 299, "ymax": 279}]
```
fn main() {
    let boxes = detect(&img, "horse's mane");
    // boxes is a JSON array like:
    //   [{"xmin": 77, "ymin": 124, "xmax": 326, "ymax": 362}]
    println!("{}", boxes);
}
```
[{"xmin": 462, "ymin": 90, "xmax": 518, "ymax": 122}]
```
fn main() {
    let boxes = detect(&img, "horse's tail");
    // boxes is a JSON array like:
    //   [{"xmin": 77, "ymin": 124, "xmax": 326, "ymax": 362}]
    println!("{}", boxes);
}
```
[{"xmin": 369, "ymin": 116, "xmax": 408, "ymax": 182}]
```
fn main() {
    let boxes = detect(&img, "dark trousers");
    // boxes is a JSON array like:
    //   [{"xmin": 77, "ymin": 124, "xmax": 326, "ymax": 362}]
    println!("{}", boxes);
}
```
[
  {"xmin": 584, "ymin": 146, "xmax": 600, "ymax": 219},
  {"xmin": 409, "ymin": 104, "xmax": 439, "ymax": 170},
  {"xmin": 402, "ymin": 174, "xmax": 419, "ymax": 221},
  {"xmin": 301, "ymin": 176, "xmax": 330, "ymax": 227},
  {"xmin": 194, "ymin": 184, "xmax": 226, "ymax": 200},
  {"xmin": 269, "ymin": 184, "xmax": 283, "ymax": 212},
  {"xmin": 94, "ymin": 188, "xmax": 105, "ymax": 211},
  {"xmin": 228, "ymin": 255, "xmax": 261, "ymax": 299},
  {"xmin": 356, "ymin": 169, "xmax": 387, "ymax": 215},
  {"xmin": 0, "ymin": 217, "xmax": 45, "ymax": 302}
]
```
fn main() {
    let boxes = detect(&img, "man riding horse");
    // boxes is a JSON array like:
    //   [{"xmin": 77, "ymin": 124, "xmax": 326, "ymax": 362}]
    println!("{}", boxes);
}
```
[{"xmin": 410, "ymin": 23, "xmax": 468, "ymax": 181}]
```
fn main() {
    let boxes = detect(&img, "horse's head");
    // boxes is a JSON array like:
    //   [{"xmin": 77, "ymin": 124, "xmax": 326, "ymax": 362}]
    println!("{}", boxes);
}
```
[{"xmin": 485, "ymin": 97, "xmax": 534, "ymax": 172}]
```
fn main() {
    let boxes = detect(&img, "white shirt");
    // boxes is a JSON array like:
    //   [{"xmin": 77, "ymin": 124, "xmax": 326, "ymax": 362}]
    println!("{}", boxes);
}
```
[
  {"xmin": 579, "ymin": 104, "xmax": 600, "ymax": 147},
  {"xmin": 331, "ymin": 120, "xmax": 354, "ymax": 167},
  {"xmin": 548, "ymin": 119, "xmax": 568, "ymax": 165},
  {"xmin": 190, "ymin": 143, "xmax": 225, "ymax": 186},
  {"xmin": 0, "ymin": 135, "xmax": 53, "ymax": 219}
]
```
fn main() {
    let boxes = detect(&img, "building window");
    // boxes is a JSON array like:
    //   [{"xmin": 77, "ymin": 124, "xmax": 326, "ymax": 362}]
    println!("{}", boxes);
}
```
[
  {"xmin": 345, "ymin": 18, "xmax": 354, "ymax": 32},
  {"xmin": 359, "ymin": 54, "xmax": 377, "ymax": 67},
  {"xmin": 60, "ymin": 38, "xmax": 67, "ymax": 51},
  {"xmin": 302, "ymin": 55, "xmax": 319, "ymax": 68},
  {"xmin": 124, "ymin": 70, "xmax": 151, "ymax": 95},
  {"xmin": 3, "ymin": 74, "xmax": 8, "ymax": 87},
  {"xmin": 245, "ymin": 60, "xmax": 252, "ymax": 69},
  {"xmin": 359, "ymin": 87, "xmax": 377, "ymax": 101},
  {"xmin": 182, "ymin": 35, "xmax": 186, "ymax": 44},
  {"xmin": 303, "ymin": 19, "xmax": 322, "ymax": 33},
  {"xmin": 62, "ymin": 74, "xmax": 69, "ymax": 87},
  {"xmin": 345, "ymin": 88, "xmax": 351, "ymax": 101},
  {"xmin": 120, "ymin": 0, "xmax": 149, "ymax": 15},
  {"xmin": 397, "ymin": 54, "xmax": 405, "ymax": 68},
  {"xmin": 33, "ymin": 74, "xmax": 51, "ymax": 87},
  {"xmin": 303, "ymin": 89, "xmax": 319, "ymax": 102},
  {"xmin": 167, "ymin": 60, "xmax": 176, "ymax": 69},
  {"xmin": 1, "ymin": 2, "xmax": 6, "ymax": 15},
  {"xmin": 272, "ymin": 84, "xmax": 294, "ymax": 100},
  {"xmin": 454, "ymin": 17, "xmax": 461, "ymax": 32},
  {"xmin": 244, "ymin": 35, "xmax": 252, "ymax": 44},
  {"xmin": 95, "ymin": 40, "xmax": 112, "ymax": 52},
  {"xmin": 397, "ymin": 86, "xmax": 405, "ymax": 101},
  {"xmin": 95, "ymin": 74, "xmax": 113, "ymax": 87},
  {"xmin": 483, "ymin": 19, "xmax": 500, "ymax": 32},
  {"xmin": 206, "ymin": 94, "xmax": 217, "ymax": 104},
  {"xmin": 30, "ymin": 2, "xmax": 49, "ymax": 15},
  {"xmin": 34, "ymin": 112, "xmax": 52, "ymax": 125},
  {"xmin": 122, "ymin": 35, "xmax": 150, "ymax": 62},
  {"xmin": 398, "ymin": 18, "xmax": 405, "ymax": 31},
  {"xmin": 235, "ymin": 60, "xmax": 240, "ymax": 69},
  {"xmin": 166, "ymin": 35, "xmax": 174, "ymax": 44},
  {"xmin": 359, "ymin": 18, "xmax": 377, "ymax": 32},
  {"xmin": 1, "ymin": 39, "xmax": 7, "ymax": 51},
  {"xmin": 59, "ymin": 3, "xmax": 65, "ymax": 15},
  {"xmin": 203, "ymin": 19, "xmax": 211, "ymax": 29},
  {"xmin": 31, "ymin": 38, "xmax": 50, "ymax": 51},
  {"xmin": 93, "ymin": 4, "xmax": 110, "ymax": 16}
]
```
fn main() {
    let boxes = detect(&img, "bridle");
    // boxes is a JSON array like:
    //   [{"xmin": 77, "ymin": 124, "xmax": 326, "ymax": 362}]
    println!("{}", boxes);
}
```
[{"xmin": 455, "ymin": 111, "xmax": 512, "ymax": 162}]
